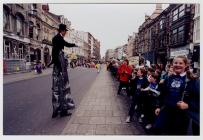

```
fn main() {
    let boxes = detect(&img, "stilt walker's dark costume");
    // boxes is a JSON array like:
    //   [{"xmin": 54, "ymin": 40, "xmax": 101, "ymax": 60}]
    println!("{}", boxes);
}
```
[{"xmin": 50, "ymin": 24, "xmax": 77, "ymax": 118}]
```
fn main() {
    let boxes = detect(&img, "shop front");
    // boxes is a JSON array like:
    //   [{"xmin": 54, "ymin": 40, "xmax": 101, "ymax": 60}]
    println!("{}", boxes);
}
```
[{"xmin": 3, "ymin": 36, "xmax": 30, "ymax": 74}]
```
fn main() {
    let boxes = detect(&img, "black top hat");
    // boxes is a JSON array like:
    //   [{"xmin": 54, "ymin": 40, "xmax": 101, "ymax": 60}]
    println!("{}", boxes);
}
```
[{"xmin": 58, "ymin": 24, "xmax": 68, "ymax": 31}]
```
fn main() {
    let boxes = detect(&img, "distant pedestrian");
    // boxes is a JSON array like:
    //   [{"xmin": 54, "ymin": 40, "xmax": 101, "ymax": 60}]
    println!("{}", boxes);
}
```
[
  {"xmin": 51, "ymin": 24, "xmax": 78, "ymax": 118},
  {"xmin": 35, "ymin": 61, "xmax": 42, "ymax": 74},
  {"xmin": 96, "ymin": 63, "xmax": 101, "ymax": 73}
]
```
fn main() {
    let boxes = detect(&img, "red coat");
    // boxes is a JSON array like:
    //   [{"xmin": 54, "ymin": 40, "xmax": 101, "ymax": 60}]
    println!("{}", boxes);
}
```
[{"xmin": 117, "ymin": 64, "xmax": 132, "ymax": 82}]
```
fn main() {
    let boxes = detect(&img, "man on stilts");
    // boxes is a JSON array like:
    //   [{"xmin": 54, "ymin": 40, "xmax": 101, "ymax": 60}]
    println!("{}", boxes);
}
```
[{"xmin": 49, "ymin": 24, "xmax": 78, "ymax": 118}]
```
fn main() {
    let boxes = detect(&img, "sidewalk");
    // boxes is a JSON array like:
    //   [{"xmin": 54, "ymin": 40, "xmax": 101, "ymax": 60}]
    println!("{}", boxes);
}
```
[
  {"xmin": 3, "ymin": 68, "xmax": 53, "ymax": 84},
  {"xmin": 3, "ymin": 67, "xmax": 90, "ymax": 84},
  {"xmin": 61, "ymin": 67, "xmax": 146, "ymax": 135}
]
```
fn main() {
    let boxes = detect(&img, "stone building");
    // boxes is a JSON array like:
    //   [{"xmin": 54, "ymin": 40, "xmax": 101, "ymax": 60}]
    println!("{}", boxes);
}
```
[
  {"xmin": 83, "ymin": 32, "xmax": 100, "ymax": 62},
  {"xmin": 3, "ymin": 4, "xmax": 36, "ymax": 73},
  {"xmin": 105, "ymin": 49, "xmax": 114, "ymax": 62},
  {"xmin": 3, "ymin": 4, "xmax": 72, "ymax": 74},
  {"xmin": 168, "ymin": 4, "xmax": 194, "ymax": 62},
  {"xmin": 136, "ymin": 4, "xmax": 195, "ymax": 66},
  {"xmin": 127, "ymin": 33, "xmax": 136, "ymax": 58},
  {"xmin": 93, "ymin": 39, "xmax": 101, "ymax": 61},
  {"xmin": 114, "ymin": 46, "xmax": 123, "ymax": 60},
  {"xmin": 137, "ymin": 4, "xmax": 163, "ymax": 64},
  {"xmin": 132, "ymin": 33, "xmax": 139, "ymax": 56}
]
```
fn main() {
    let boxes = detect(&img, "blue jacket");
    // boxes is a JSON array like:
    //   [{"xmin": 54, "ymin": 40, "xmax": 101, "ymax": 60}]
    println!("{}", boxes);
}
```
[{"xmin": 131, "ymin": 76, "xmax": 149, "ymax": 95}]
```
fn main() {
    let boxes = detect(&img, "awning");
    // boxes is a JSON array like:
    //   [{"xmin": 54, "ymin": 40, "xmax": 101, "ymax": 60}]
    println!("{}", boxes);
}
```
[{"xmin": 4, "ymin": 33, "xmax": 30, "ymax": 44}]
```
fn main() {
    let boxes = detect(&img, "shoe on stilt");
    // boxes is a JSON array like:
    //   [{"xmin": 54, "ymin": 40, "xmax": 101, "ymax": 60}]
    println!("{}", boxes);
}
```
[
  {"xmin": 60, "ymin": 110, "xmax": 72, "ymax": 117},
  {"xmin": 52, "ymin": 111, "xmax": 58, "ymax": 118}
]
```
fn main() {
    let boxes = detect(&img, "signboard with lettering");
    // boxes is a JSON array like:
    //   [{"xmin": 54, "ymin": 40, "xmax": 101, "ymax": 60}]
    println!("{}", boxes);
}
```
[
  {"xmin": 170, "ymin": 49, "xmax": 189, "ymax": 57},
  {"xmin": 128, "ymin": 56, "xmax": 139, "ymax": 65}
]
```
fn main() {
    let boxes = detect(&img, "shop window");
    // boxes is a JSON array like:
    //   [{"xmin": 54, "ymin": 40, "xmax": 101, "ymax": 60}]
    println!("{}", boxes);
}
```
[
  {"xmin": 4, "ymin": 41, "xmax": 11, "ymax": 59},
  {"xmin": 19, "ymin": 44, "xmax": 25, "ymax": 59},
  {"xmin": 12, "ymin": 45, "xmax": 18, "ymax": 59}
]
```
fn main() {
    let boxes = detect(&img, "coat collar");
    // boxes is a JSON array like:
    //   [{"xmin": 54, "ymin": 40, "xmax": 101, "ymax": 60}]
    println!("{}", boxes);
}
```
[{"xmin": 173, "ymin": 72, "xmax": 186, "ymax": 77}]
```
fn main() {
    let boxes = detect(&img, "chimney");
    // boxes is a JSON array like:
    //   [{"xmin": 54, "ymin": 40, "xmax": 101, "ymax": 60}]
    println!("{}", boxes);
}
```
[
  {"xmin": 42, "ymin": 4, "xmax": 49, "ymax": 12},
  {"xmin": 156, "ymin": 4, "xmax": 162, "ymax": 10}
]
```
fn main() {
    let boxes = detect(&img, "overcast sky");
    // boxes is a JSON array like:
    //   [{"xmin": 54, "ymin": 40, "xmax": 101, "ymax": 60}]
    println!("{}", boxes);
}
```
[{"xmin": 49, "ymin": 4, "xmax": 169, "ymax": 57}]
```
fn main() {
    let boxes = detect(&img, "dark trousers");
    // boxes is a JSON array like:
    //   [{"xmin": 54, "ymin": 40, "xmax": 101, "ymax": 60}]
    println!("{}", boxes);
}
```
[
  {"xmin": 153, "ymin": 106, "xmax": 190, "ymax": 135},
  {"xmin": 117, "ymin": 81, "xmax": 130, "ymax": 96},
  {"xmin": 143, "ymin": 96, "xmax": 156, "ymax": 124},
  {"xmin": 128, "ymin": 93, "xmax": 138, "ymax": 118},
  {"xmin": 192, "ymin": 121, "xmax": 200, "ymax": 135}
]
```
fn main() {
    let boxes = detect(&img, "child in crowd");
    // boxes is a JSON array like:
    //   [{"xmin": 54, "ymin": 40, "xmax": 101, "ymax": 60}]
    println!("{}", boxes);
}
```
[
  {"xmin": 147, "ymin": 67, "xmax": 155, "ymax": 80},
  {"xmin": 153, "ymin": 55, "xmax": 199, "ymax": 135},
  {"xmin": 126, "ymin": 68, "xmax": 149, "ymax": 123},
  {"xmin": 141, "ymin": 72, "xmax": 160, "ymax": 130},
  {"xmin": 159, "ymin": 64, "xmax": 173, "ymax": 84}
]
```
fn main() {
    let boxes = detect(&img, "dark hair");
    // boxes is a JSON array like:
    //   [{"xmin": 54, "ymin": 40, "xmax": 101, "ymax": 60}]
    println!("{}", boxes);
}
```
[
  {"xmin": 166, "ymin": 64, "xmax": 172, "ymax": 69},
  {"xmin": 151, "ymin": 64, "xmax": 156, "ymax": 70},
  {"xmin": 148, "ymin": 67, "xmax": 155, "ymax": 73},
  {"xmin": 139, "ymin": 68, "xmax": 147, "ymax": 76},
  {"xmin": 150, "ymin": 72, "xmax": 159, "ymax": 81},
  {"xmin": 124, "ymin": 59, "xmax": 129, "ymax": 65}
]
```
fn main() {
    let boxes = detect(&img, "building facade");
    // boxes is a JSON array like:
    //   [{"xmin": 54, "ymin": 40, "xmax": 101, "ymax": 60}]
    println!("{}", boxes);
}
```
[
  {"xmin": 135, "ymin": 4, "xmax": 196, "ymax": 66},
  {"xmin": 105, "ymin": 49, "xmax": 114, "ymax": 62},
  {"xmin": 3, "ymin": 4, "xmax": 37, "ymax": 73},
  {"xmin": 168, "ymin": 4, "xmax": 194, "ymax": 60},
  {"xmin": 114, "ymin": 46, "xmax": 123, "ymax": 60},
  {"xmin": 191, "ymin": 4, "xmax": 200, "ymax": 72},
  {"xmin": 127, "ymin": 33, "xmax": 137, "ymax": 58},
  {"xmin": 3, "ymin": 4, "xmax": 74, "ymax": 74},
  {"xmin": 137, "ymin": 4, "xmax": 163, "ymax": 64},
  {"xmin": 132, "ymin": 33, "xmax": 139, "ymax": 56}
]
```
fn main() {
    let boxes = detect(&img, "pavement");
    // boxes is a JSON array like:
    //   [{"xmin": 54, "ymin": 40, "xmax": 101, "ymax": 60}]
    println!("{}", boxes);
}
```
[
  {"xmin": 3, "ymin": 67, "xmax": 86, "ymax": 84},
  {"xmin": 3, "ymin": 68, "xmax": 53, "ymax": 84},
  {"xmin": 61, "ymin": 66, "xmax": 146, "ymax": 135}
]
